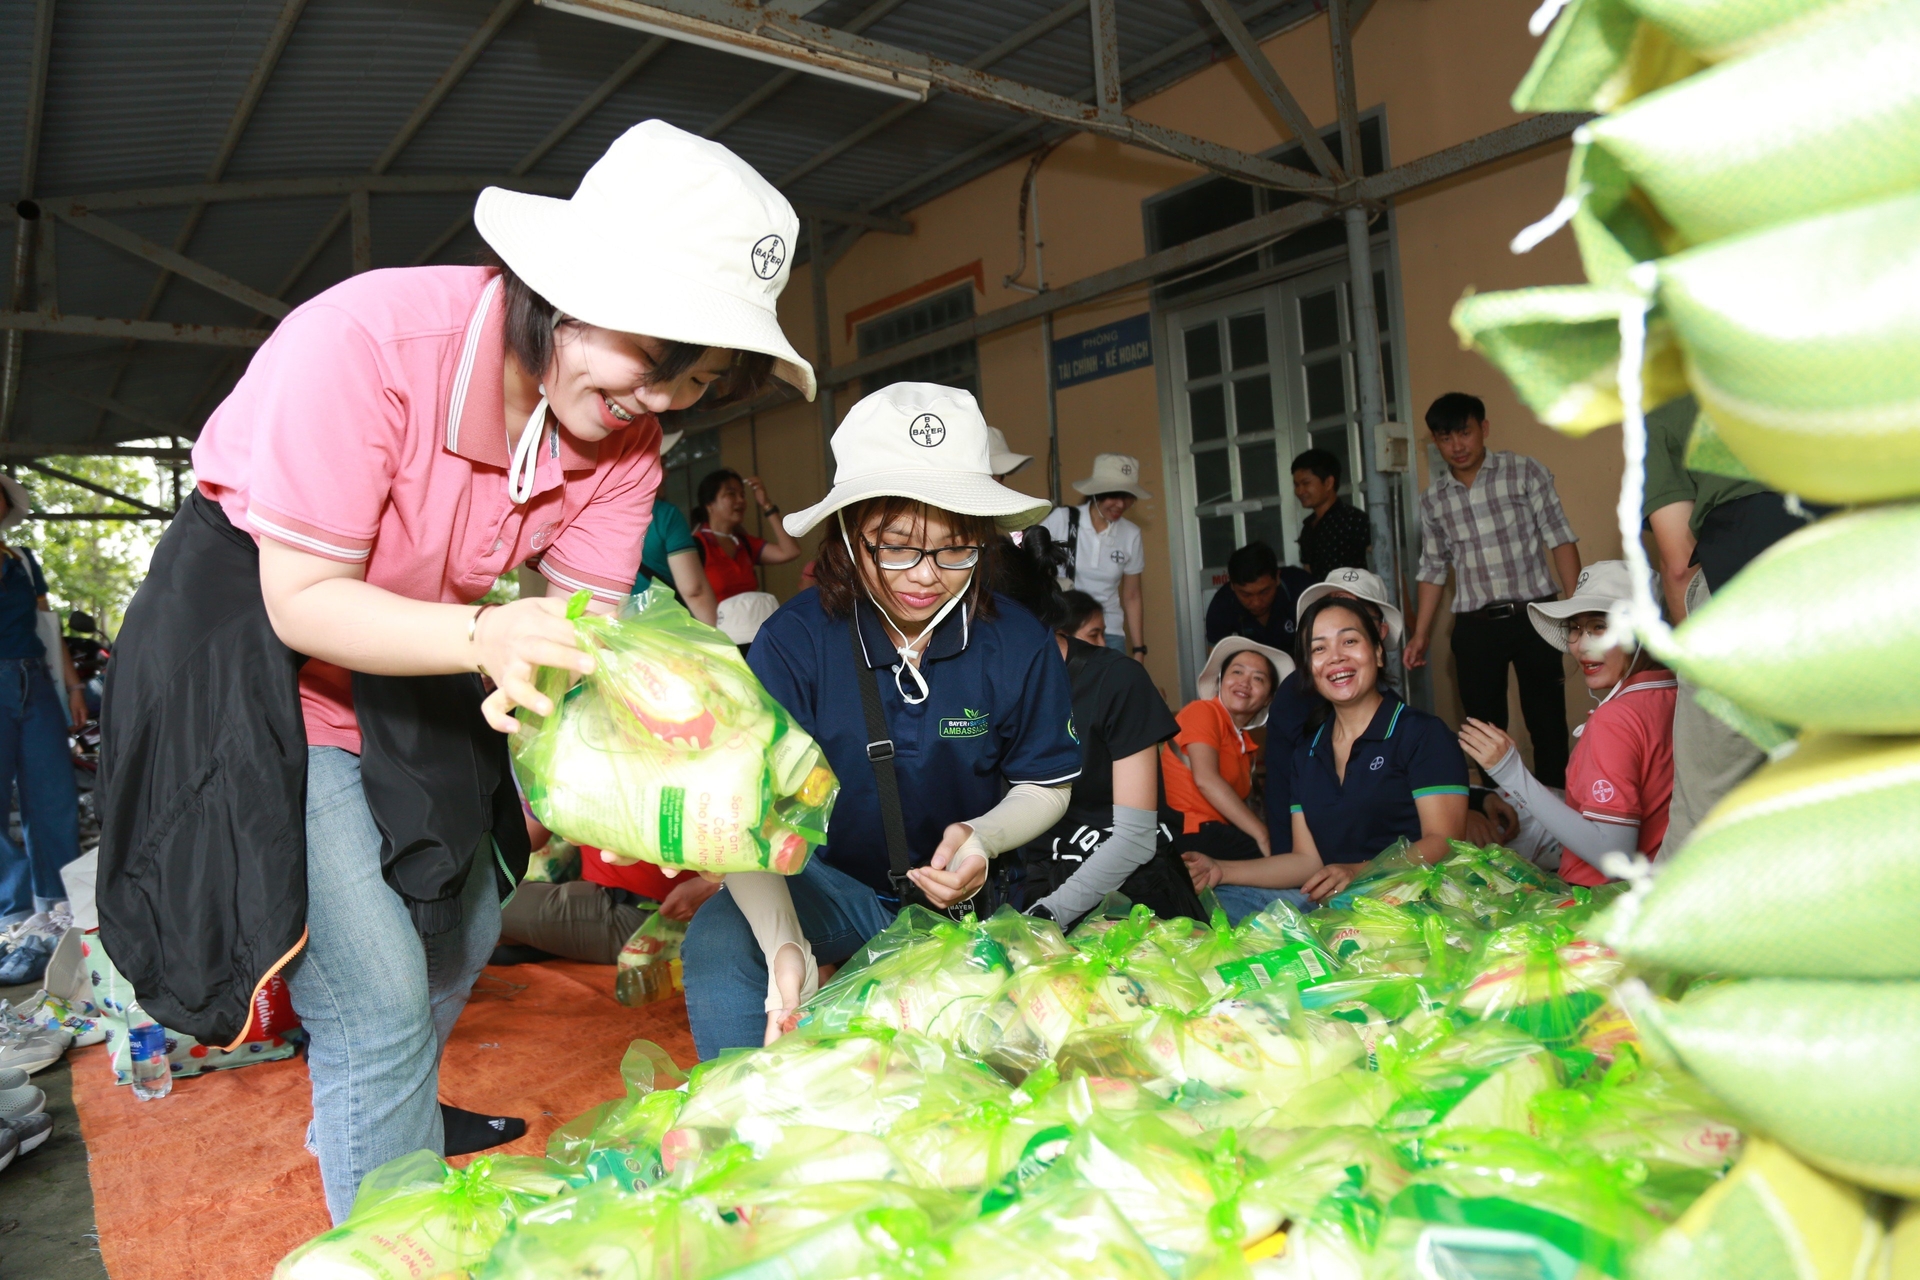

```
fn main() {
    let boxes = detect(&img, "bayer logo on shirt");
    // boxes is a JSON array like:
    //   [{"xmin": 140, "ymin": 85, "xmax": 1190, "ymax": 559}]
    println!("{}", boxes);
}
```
[{"xmin": 1370, "ymin": 756, "xmax": 1385, "ymax": 771}]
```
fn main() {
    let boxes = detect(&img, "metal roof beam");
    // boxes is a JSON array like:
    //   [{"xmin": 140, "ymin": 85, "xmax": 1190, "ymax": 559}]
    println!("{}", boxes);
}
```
[
  {"xmin": 28, "ymin": 371, "xmax": 187, "ymax": 437},
  {"xmin": 46, "ymin": 205, "xmax": 290, "ymax": 319},
  {"xmin": 1328, "ymin": 0, "xmax": 1363, "ymax": 179},
  {"xmin": 1089, "ymin": 0, "xmax": 1123, "ymax": 120},
  {"xmin": 3, "ymin": 0, "xmax": 59, "ymax": 442},
  {"xmin": 0, "ymin": 444, "xmax": 192, "ymax": 461},
  {"xmin": 20, "ymin": 511, "xmax": 171, "ymax": 522},
  {"xmin": 546, "ymin": 0, "xmax": 1335, "ymax": 194},
  {"xmin": 701, "ymin": 0, "xmax": 915, "ymax": 138},
  {"xmin": 0, "ymin": 312, "xmax": 272, "ymax": 347},
  {"xmin": 1196, "ymin": 0, "xmax": 1344, "ymax": 179},
  {"xmin": 22, "ymin": 460, "xmax": 172, "ymax": 519}
]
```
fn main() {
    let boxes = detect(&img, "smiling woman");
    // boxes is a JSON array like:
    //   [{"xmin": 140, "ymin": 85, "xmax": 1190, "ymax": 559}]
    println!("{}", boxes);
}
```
[{"xmin": 96, "ymin": 120, "xmax": 817, "ymax": 1226}]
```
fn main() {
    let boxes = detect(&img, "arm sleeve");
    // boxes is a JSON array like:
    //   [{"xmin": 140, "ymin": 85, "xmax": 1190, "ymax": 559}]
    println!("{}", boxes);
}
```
[
  {"xmin": 1527, "ymin": 459, "xmax": 1579, "ymax": 549},
  {"xmin": 722, "ymin": 871, "xmax": 819, "ymax": 1013},
  {"xmin": 538, "ymin": 432, "xmax": 659, "ymax": 605},
  {"xmin": 958, "ymin": 782, "xmax": 1073, "ymax": 863},
  {"xmin": 1486, "ymin": 748, "xmax": 1640, "ymax": 862},
  {"xmin": 1641, "ymin": 398, "xmax": 1699, "ymax": 516},
  {"xmin": 1415, "ymin": 491, "xmax": 1451, "ymax": 586},
  {"xmin": 1035, "ymin": 804, "xmax": 1158, "ymax": 923}
]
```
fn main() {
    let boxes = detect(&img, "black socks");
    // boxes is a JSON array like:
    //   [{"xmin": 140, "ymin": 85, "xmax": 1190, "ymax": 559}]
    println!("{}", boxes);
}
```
[{"xmin": 441, "ymin": 1103, "xmax": 527, "ymax": 1156}]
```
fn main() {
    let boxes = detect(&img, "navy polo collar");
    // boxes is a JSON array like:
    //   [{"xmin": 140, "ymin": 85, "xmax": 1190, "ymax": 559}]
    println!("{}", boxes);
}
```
[
  {"xmin": 1309, "ymin": 691, "xmax": 1407, "ymax": 754},
  {"xmin": 852, "ymin": 596, "xmax": 973, "ymax": 671}
]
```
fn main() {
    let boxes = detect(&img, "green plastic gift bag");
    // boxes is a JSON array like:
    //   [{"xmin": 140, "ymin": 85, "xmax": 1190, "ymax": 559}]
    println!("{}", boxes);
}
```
[{"xmin": 511, "ymin": 587, "xmax": 838, "ymax": 875}]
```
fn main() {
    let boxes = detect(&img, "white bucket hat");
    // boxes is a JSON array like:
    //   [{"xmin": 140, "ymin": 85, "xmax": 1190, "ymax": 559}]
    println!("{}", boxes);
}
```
[
  {"xmin": 475, "ymin": 120, "xmax": 816, "ymax": 399},
  {"xmin": 1529, "ymin": 560, "xmax": 1646, "ymax": 653},
  {"xmin": 1071, "ymin": 453, "xmax": 1152, "ymax": 500},
  {"xmin": 1296, "ymin": 567, "xmax": 1405, "ymax": 648},
  {"xmin": 0, "ymin": 474, "xmax": 29, "ymax": 531},
  {"xmin": 659, "ymin": 428, "xmax": 684, "ymax": 457},
  {"xmin": 986, "ymin": 427, "xmax": 1033, "ymax": 478},
  {"xmin": 1196, "ymin": 636, "xmax": 1296, "ymax": 727},
  {"xmin": 783, "ymin": 383, "xmax": 1053, "ymax": 537},
  {"xmin": 716, "ymin": 591, "xmax": 779, "ymax": 645}
]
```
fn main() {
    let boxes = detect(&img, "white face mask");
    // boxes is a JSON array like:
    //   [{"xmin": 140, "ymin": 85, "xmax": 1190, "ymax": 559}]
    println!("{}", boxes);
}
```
[{"xmin": 839, "ymin": 510, "xmax": 972, "ymax": 706}]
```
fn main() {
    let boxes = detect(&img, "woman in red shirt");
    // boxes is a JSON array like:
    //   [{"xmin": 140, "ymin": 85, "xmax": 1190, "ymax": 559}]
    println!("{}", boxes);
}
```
[
  {"xmin": 1459, "ymin": 561, "xmax": 1676, "ymax": 885},
  {"xmin": 692, "ymin": 469, "xmax": 802, "ymax": 602}
]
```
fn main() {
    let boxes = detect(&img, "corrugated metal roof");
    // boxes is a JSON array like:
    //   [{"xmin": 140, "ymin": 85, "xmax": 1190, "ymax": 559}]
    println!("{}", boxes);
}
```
[{"xmin": 1, "ymin": 0, "xmax": 1319, "ymax": 451}]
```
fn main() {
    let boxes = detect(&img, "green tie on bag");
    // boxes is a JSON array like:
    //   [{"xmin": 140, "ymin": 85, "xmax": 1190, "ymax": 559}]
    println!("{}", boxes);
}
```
[
  {"xmin": 1602, "ymin": 734, "xmax": 1920, "ymax": 978},
  {"xmin": 1626, "ymin": 978, "xmax": 1920, "ymax": 1196}
]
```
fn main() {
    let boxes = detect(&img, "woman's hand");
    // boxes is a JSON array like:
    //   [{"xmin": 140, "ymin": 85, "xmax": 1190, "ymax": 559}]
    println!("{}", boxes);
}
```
[
  {"xmin": 658, "ymin": 874, "xmax": 720, "ymax": 922},
  {"xmin": 1300, "ymin": 862, "xmax": 1358, "ymax": 902},
  {"xmin": 764, "ymin": 941, "xmax": 809, "ymax": 1047},
  {"xmin": 744, "ymin": 475, "xmax": 775, "ymax": 513},
  {"xmin": 909, "ymin": 823, "xmax": 989, "ymax": 908},
  {"xmin": 1183, "ymin": 851, "xmax": 1223, "ymax": 891},
  {"xmin": 1457, "ymin": 718, "xmax": 1516, "ymax": 772},
  {"xmin": 476, "ymin": 596, "xmax": 597, "ymax": 733}
]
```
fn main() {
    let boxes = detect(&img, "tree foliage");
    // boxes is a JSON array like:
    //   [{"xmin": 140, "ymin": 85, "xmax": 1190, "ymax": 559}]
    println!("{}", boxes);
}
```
[{"xmin": 7, "ymin": 455, "xmax": 180, "ymax": 638}]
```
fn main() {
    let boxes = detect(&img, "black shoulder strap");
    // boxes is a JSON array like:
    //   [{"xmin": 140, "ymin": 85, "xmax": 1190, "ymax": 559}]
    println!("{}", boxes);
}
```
[
  {"xmin": 848, "ymin": 605, "xmax": 914, "ymax": 893},
  {"xmin": 1062, "ymin": 505, "xmax": 1080, "ymax": 581}
]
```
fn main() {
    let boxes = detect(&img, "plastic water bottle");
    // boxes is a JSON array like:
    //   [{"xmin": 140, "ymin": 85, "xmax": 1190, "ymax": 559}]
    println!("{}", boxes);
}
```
[{"xmin": 128, "ymin": 1020, "xmax": 172, "ymax": 1101}]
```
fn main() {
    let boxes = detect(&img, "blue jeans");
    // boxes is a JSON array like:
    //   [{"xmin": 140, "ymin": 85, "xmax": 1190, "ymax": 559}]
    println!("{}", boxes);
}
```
[
  {"xmin": 1213, "ymin": 884, "xmax": 1315, "ymax": 925},
  {"xmin": 1103, "ymin": 631, "xmax": 1126, "ymax": 652},
  {"xmin": 0, "ymin": 659, "xmax": 79, "ymax": 924},
  {"xmin": 286, "ymin": 747, "xmax": 501, "ymax": 1224},
  {"xmin": 682, "ymin": 856, "xmax": 894, "ymax": 1061}
]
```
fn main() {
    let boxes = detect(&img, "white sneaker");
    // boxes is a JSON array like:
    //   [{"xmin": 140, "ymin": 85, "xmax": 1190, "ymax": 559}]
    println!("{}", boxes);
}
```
[{"xmin": 0, "ymin": 1022, "xmax": 68, "ymax": 1075}]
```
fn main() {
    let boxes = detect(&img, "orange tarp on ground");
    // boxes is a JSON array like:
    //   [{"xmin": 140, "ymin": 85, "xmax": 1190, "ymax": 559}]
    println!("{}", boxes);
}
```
[{"xmin": 69, "ymin": 961, "xmax": 696, "ymax": 1280}]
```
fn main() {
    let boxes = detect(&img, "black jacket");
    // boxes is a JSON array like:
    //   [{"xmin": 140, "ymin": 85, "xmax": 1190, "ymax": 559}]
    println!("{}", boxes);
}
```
[{"xmin": 98, "ymin": 492, "xmax": 527, "ymax": 1047}]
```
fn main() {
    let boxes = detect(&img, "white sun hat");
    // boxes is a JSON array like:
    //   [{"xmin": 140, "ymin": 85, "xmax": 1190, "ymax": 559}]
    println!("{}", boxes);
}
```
[
  {"xmin": 475, "ymin": 120, "xmax": 816, "ymax": 400},
  {"xmin": 1296, "ymin": 566, "xmax": 1405, "ymax": 648},
  {"xmin": 1529, "ymin": 560, "xmax": 1645, "ymax": 653},
  {"xmin": 0, "ymin": 474, "xmax": 30, "ymax": 531},
  {"xmin": 986, "ymin": 427, "xmax": 1033, "ymax": 478},
  {"xmin": 1196, "ymin": 636, "xmax": 1296, "ymax": 727},
  {"xmin": 1071, "ymin": 453, "xmax": 1152, "ymax": 500},
  {"xmin": 659, "ymin": 428, "xmax": 684, "ymax": 457},
  {"xmin": 716, "ymin": 591, "xmax": 780, "ymax": 645},
  {"xmin": 782, "ymin": 383, "xmax": 1053, "ymax": 537}
]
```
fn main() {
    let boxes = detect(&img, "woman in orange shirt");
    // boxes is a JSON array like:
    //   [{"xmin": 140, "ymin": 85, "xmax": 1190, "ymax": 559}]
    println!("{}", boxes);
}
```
[{"xmin": 1161, "ymin": 637, "xmax": 1294, "ymax": 865}]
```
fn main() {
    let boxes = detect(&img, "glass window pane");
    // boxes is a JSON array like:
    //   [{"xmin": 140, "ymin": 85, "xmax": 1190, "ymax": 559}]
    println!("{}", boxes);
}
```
[
  {"xmin": 1300, "ymin": 290, "xmax": 1341, "ymax": 353},
  {"xmin": 1199, "ymin": 515, "xmax": 1238, "ymax": 570},
  {"xmin": 1228, "ymin": 312, "xmax": 1267, "ymax": 370},
  {"xmin": 1373, "ymin": 271, "xmax": 1390, "ymax": 333},
  {"xmin": 1190, "ymin": 384, "xmax": 1227, "ymax": 442},
  {"xmin": 1380, "ymin": 342, "xmax": 1395, "ymax": 406},
  {"xmin": 1231, "ymin": 375, "xmax": 1273, "ymax": 436},
  {"xmin": 1238, "ymin": 440, "xmax": 1279, "ymax": 498},
  {"xmin": 1244, "ymin": 505, "xmax": 1287, "ymax": 558},
  {"xmin": 1311, "ymin": 426, "xmax": 1352, "ymax": 497},
  {"xmin": 1185, "ymin": 324, "xmax": 1222, "ymax": 379},
  {"xmin": 1194, "ymin": 446, "xmax": 1233, "ymax": 507},
  {"xmin": 1305, "ymin": 357, "xmax": 1346, "ymax": 422}
]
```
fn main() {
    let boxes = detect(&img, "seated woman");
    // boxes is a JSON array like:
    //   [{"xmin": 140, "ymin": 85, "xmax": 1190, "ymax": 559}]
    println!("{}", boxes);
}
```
[
  {"xmin": 1162, "ymin": 638, "xmax": 1292, "ymax": 919},
  {"xmin": 1186, "ymin": 597, "xmax": 1469, "ymax": 912},
  {"xmin": 1061, "ymin": 589, "xmax": 1107, "ymax": 648},
  {"xmin": 1458, "ymin": 561, "xmax": 1676, "ymax": 885}
]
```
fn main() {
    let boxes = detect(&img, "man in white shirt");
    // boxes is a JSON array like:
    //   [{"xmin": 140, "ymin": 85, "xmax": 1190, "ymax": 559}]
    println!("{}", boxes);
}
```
[{"xmin": 1041, "ymin": 453, "xmax": 1150, "ymax": 662}]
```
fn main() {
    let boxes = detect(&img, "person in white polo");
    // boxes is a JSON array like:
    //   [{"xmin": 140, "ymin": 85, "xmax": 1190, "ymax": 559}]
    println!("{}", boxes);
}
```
[{"xmin": 1041, "ymin": 453, "xmax": 1151, "ymax": 662}]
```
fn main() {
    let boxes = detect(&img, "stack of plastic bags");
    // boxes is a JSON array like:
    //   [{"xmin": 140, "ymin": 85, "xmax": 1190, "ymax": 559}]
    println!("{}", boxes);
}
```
[
  {"xmin": 512, "ymin": 587, "xmax": 839, "ymax": 875},
  {"xmin": 1446, "ymin": 0, "xmax": 1920, "ymax": 1268}
]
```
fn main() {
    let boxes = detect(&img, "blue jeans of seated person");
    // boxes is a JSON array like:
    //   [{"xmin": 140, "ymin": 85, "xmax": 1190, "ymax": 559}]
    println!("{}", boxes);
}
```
[
  {"xmin": 1212, "ymin": 884, "xmax": 1315, "ymax": 926},
  {"xmin": 1103, "ymin": 632, "xmax": 1126, "ymax": 652},
  {"xmin": 682, "ymin": 856, "xmax": 894, "ymax": 1060},
  {"xmin": 286, "ymin": 747, "xmax": 501, "ymax": 1224},
  {"xmin": 0, "ymin": 659, "xmax": 80, "ymax": 924}
]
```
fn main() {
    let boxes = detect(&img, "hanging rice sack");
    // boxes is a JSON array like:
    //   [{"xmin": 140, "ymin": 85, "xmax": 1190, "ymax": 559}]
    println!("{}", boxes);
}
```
[
  {"xmin": 1893, "ymin": 1201, "xmax": 1920, "ymax": 1280},
  {"xmin": 1656, "ymin": 189, "xmax": 1920, "ymax": 503},
  {"xmin": 1512, "ymin": 0, "xmax": 1847, "ymax": 112},
  {"xmin": 1658, "ymin": 505, "xmax": 1920, "ymax": 734},
  {"xmin": 1625, "ymin": 978, "xmax": 1920, "ymax": 1194},
  {"xmin": 1634, "ymin": 1138, "xmax": 1886, "ymax": 1280},
  {"xmin": 1603, "ymin": 734, "xmax": 1920, "ymax": 978},
  {"xmin": 1575, "ymin": 0, "xmax": 1920, "ymax": 251},
  {"xmin": 1450, "ymin": 286, "xmax": 1688, "ymax": 435}
]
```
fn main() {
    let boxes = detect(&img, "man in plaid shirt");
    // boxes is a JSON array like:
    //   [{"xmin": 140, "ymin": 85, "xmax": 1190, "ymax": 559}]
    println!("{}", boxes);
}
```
[{"xmin": 1404, "ymin": 393, "xmax": 1581, "ymax": 788}]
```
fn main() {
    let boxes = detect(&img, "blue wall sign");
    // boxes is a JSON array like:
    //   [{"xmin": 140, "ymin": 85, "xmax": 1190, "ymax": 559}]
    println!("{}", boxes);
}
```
[{"xmin": 1052, "ymin": 313, "xmax": 1153, "ymax": 389}]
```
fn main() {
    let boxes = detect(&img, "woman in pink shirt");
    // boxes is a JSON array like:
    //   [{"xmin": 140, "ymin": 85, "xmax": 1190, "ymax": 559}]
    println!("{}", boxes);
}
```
[
  {"xmin": 98, "ymin": 122, "xmax": 816, "ymax": 1223},
  {"xmin": 1457, "ymin": 561, "xmax": 1677, "ymax": 886}
]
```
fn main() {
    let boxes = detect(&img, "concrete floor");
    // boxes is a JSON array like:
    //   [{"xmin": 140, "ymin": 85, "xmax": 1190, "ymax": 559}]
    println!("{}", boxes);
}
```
[{"xmin": 0, "ymin": 980, "xmax": 107, "ymax": 1280}]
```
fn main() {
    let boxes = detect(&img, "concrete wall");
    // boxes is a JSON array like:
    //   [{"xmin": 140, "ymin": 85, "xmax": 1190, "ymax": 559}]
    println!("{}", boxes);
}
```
[{"xmin": 724, "ymin": 0, "xmax": 1628, "ymax": 758}]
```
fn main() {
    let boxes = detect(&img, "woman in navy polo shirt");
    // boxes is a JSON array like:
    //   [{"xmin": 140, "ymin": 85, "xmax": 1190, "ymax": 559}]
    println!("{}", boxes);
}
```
[
  {"xmin": 680, "ymin": 383, "xmax": 1081, "ymax": 1059},
  {"xmin": 1185, "ymin": 596, "xmax": 1467, "ymax": 906}
]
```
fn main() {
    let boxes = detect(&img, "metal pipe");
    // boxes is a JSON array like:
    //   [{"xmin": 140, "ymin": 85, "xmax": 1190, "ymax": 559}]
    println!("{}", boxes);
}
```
[
  {"xmin": 0, "ymin": 218, "xmax": 32, "ymax": 440},
  {"xmin": 1034, "ymin": 180, "xmax": 1060, "ymax": 506},
  {"xmin": 1344, "ymin": 205, "xmax": 1398, "ymax": 605}
]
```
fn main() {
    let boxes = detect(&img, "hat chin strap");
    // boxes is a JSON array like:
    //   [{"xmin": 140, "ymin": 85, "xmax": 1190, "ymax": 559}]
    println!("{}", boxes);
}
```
[
  {"xmin": 838, "ymin": 511, "xmax": 969, "ymax": 706},
  {"xmin": 509, "ymin": 386, "xmax": 549, "ymax": 505}
]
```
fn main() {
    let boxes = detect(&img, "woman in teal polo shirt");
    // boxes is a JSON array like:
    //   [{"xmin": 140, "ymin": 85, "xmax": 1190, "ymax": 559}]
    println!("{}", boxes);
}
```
[
  {"xmin": 1185, "ymin": 595, "xmax": 1468, "ymax": 906},
  {"xmin": 681, "ymin": 382, "xmax": 1083, "ymax": 1059}
]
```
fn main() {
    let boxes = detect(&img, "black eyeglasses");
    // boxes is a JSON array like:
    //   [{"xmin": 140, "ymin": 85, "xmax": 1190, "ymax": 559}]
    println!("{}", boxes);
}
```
[{"xmin": 863, "ymin": 540, "xmax": 984, "ymax": 571}]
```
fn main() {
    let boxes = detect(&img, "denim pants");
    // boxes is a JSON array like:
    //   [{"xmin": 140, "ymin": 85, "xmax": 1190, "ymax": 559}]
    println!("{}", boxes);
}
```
[
  {"xmin": 0, "ymin": 658, "xmax": 79, "ymax": 924},
  {"xmin": 682, "ymin": 856, "xmax": 894, "ymax": 1061},
  {"xmin": 286, "ymin": 747, "xmax": 501, "ymax": 1224},
  {"xmin": 1212, "ymin": 884, "xmax": 1315, "ymax": 925}
]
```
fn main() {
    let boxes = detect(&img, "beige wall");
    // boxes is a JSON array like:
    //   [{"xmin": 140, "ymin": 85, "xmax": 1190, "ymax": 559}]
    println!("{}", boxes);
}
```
[{"xmin": 726, "ymin": 0, "xmax": 1628, "ymax": 749}]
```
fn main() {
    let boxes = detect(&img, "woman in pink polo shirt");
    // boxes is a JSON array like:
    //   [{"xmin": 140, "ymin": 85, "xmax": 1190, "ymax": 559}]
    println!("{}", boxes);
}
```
[
  {"xmin": 1458, "ymin": 561, "xmax": 1677, "ymax": 886},
  {"xmin": 98, "ymin": 122, "xmax": 815, "ymax": 1222}
]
